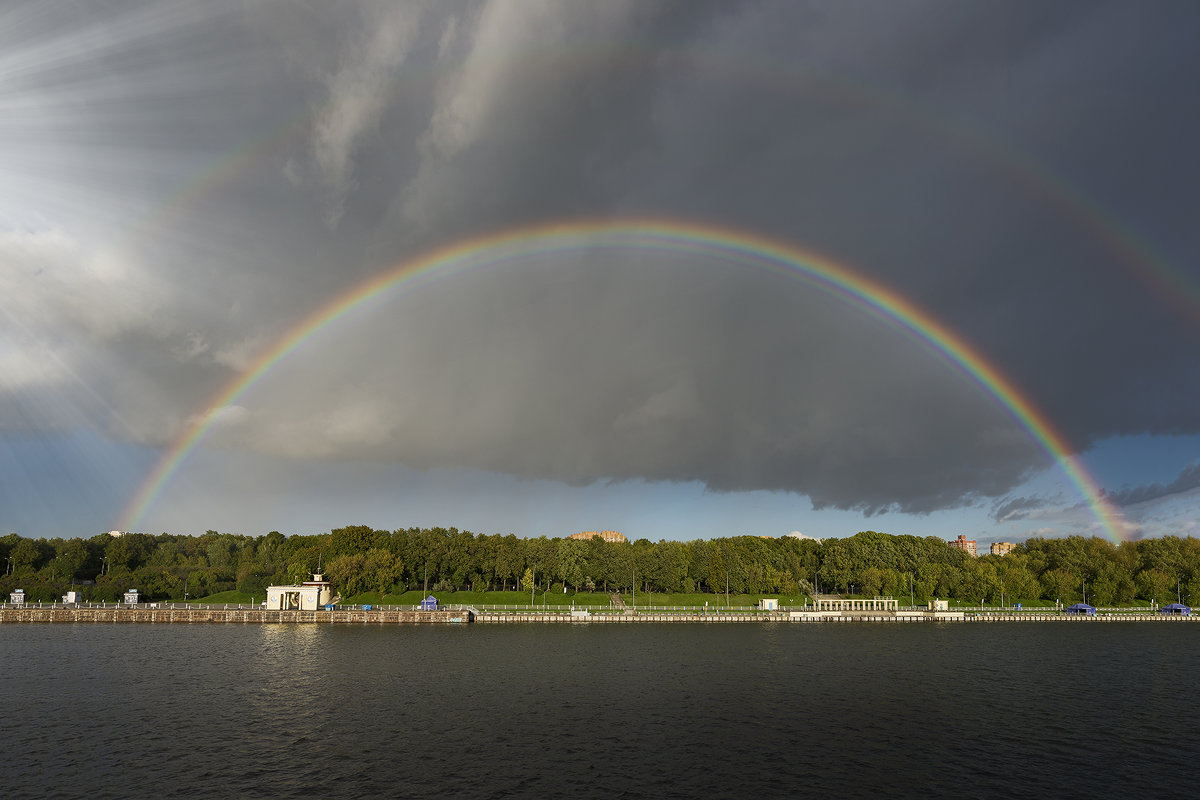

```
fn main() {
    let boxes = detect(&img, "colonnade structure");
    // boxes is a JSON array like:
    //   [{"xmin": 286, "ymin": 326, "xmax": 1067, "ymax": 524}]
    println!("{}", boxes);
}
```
[{"xmin": 811, "ymin": 595, "xmax": 898, "ymax": 612}]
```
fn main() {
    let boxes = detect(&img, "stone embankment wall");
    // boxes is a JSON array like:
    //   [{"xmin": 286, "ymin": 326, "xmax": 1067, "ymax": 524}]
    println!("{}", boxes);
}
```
[
  {"xmin": 474, "ymin": 610, "xmax": 1196, "ymax": 623},
  {"xmin": 2, "ymin": 606, "xmax": 1194, "ymax": 624},
  {"xmin": 0, "ymin": 607, "xmax": 470, "ymax": 624}
]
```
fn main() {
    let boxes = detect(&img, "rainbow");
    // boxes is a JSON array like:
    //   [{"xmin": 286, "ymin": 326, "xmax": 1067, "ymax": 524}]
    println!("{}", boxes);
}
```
[
  {"xmin": 126, "ymin": 45, "xmax": 1200, "ymax": 332},
  {"xmin": 119, "ymin": 219, "xmax": 1128, "ymax": 542}
]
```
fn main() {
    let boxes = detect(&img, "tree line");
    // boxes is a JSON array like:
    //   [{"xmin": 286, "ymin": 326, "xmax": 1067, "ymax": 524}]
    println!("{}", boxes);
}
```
[{"xmin": 2, "ymin": 527, "xmax": 1199, "ymax": 606}]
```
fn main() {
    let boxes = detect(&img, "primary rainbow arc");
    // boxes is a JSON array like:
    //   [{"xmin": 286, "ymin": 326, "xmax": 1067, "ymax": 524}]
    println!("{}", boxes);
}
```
[{"xmin": 120, "ymin": 219, "xmax": 1127, "ymax": 543}]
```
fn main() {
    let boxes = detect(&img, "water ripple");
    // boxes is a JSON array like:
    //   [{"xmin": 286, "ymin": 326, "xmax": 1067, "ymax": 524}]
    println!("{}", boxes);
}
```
[{"xmin": 2, "ymin": 623, "xmax": 1199, "ymax": 798}]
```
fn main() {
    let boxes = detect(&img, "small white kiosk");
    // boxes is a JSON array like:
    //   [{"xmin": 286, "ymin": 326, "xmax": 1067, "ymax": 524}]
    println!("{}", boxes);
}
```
[
  {"xmin": 10, "ymin": 589, "xmax": 25, "ymax": 605},
  {"xmin": 124, "ymin": 589, "xmax": 140, "ymax": 605},
  {"xmin": 265, "ymin": 573, "xmax": 334, "ymax": 611}
]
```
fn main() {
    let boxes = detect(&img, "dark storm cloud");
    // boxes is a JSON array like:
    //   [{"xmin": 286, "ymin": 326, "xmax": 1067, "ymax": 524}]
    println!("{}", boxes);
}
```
[
  {"xmin": 1105, "ymin": 464, "xmax": 1200, "ymax": 508},
  {"xmin": 4, "ymin": 1, "xmax": 1199, "ymax": 516},
  {"xmin": 991, "ymin": 496, "xmax": 1050, "ymax": 523}
]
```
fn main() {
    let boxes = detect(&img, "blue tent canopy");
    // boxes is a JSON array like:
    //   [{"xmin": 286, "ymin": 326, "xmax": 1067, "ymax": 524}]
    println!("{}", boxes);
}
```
[
  {"xmin": 1064, "ymin": 603, "xmax": 1096, "ymax": 615},
  {"xmin": 1160, "ymin": 603, "xmax": 1191, "ymax": 615},
  {"xmin": 420, "ymin": 595, "xmax": 439, "ymax": 610}
]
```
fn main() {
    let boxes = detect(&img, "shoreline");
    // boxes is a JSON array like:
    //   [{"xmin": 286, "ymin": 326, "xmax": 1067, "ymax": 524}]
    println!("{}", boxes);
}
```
[
  {"xmin": 1, "ymin": 605, "xmax": 1195, "ymax": 624},
  {"xmin": 0, "ymin": 607, "xmax": 469, "ymax": 625}
]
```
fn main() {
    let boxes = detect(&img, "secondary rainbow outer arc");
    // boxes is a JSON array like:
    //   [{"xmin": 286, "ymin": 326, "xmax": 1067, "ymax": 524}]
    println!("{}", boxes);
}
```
[
  {"xmin": 131, "ymin": 44, "xmax": 1200, "ymax": 332},
  {"xmin": 119, "ymin": 219, "xmax": 1127, "ymax": 543}
]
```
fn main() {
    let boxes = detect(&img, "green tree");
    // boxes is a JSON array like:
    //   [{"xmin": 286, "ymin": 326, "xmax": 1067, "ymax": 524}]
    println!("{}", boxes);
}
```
[
  {"xmin": 557, "ymin": 539, "xmax": 584, "ymax": 592},
  {"xmin": 362, "ymin": 548, "xmax": 404, "ymax": 595},
  {"xmin": 329, "ymin": 525, "xmax": 380, "ymax": 558},
  {"xmin": 10, "ymin": 538, "xmax": 43, "ymax": 574},
  {"xmin": 1041, "ymin": 568, "xmax": 1079, "ymax": 604},
  {"xmin": 326, "ymin": 554, "xmax": 367, "ymax": 597},
  {"xmin": 51, "ymin": 539, "xmax": 89, "ymax": 582},
  {"xmin": 1135, "ymin": 568, "xmax": 1175, "ymax": 604}
]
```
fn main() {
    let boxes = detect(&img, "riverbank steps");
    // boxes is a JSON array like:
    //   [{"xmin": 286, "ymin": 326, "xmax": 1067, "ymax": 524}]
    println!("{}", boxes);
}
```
[{"xmin": 2, "ymin": 606, "xmax": 1195, "ymax": 624}]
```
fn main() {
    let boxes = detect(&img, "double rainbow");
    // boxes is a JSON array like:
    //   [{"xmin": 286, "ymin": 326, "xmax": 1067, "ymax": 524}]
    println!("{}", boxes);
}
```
[{"xmin": 120, "ymin": 219, "xmax": 1127, "ymax": 542}]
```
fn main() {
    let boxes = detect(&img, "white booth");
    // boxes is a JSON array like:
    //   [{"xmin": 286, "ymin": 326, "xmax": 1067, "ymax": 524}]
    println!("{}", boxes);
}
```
[{"xmin": 265, "ymin": 573, "xmax": 334, "ymax": 611}]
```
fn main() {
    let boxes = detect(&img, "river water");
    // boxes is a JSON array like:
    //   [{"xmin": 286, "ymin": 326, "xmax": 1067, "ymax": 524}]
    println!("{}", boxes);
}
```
[{"xmin": 2, "ymin": 622, "xmax": 1197, "ymax": 798}]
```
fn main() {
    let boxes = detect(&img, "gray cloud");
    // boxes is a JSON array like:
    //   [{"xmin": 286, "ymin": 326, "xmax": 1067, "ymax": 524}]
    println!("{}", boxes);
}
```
[
  {"xmin": 991, "ymin": 496, "xmax": 1050, "ymax": 523},
  {"xmin": 309, "ymin": 3, "xmax": 426, "ymax": 227},
  {"xmin": 4, "ymin": 1, "xmax": 1200, "ymax": 520},
  {"xmin": 1105, "ymin": 464, "xmax": 1200, "ymax": 508}
]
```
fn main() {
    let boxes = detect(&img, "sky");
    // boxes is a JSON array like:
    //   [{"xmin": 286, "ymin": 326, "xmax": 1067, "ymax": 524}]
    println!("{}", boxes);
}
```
[{"xmin": 3, "ymin": 1, "xmax": 1200, "ymax": 546}]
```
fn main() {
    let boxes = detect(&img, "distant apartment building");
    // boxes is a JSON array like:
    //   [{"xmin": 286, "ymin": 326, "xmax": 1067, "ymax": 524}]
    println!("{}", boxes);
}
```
[
  {"xmin": 569, "ymin": 530, "xmax": 627, "ymax": 543},
  {"xmin": 990, "ymin": 541, "xmax": 1016, "ymax": 556},
  {"xmin": 947, "ymin": 534, "xmax": 978, "ymax": 557}
]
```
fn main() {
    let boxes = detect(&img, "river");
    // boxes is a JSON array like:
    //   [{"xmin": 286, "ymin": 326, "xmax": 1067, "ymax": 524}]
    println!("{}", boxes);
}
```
[{"xmin": 2, "ymin": 622, "xmax": 1197, "ymax": 798}]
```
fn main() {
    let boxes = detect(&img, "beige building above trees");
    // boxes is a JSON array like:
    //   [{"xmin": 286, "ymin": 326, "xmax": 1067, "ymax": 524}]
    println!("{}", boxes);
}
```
[
  {"xmin": 990, "ymin": 542, "xmax": 1016, "ymax": 556},
  {"xmin": 947, "ymin": 535, "xmax": 978, "ymax": 557},
  {"xmin": 568, "ymin": 530, "xmax": 627, "ymax": 543}
]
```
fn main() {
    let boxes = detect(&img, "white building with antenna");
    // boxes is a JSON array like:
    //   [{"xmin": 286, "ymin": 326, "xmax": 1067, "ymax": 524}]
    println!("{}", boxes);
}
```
[{"xmin": 265, "ymin": 573, "xmax": 334, "ymax": 611}]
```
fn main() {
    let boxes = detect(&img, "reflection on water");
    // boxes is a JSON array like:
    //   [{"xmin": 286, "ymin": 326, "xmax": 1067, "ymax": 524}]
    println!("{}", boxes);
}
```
[{"xmin": 2, "ymin": 623, "xmax": 1199, "ymax": 798}]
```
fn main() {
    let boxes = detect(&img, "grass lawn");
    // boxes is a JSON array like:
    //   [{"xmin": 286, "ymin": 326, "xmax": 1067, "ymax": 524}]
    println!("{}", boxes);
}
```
[
  {"xmin": 192, "ymin": 588, "xmax": 1164, "ymax": 610},
  {"xmin": 325, "ymin": 590, "xmax": 1075, "ymax": 609},
  {"xmin": 942, "ymin": 597, "xmax": 1050, "ymax": 608},
  {"xmin": 190, "ymin": 590, "xmax": 257, "ymax": 604},
  {"xmin": 337, "ymin": 589, "xmax": 815, "ymax": 608}
]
